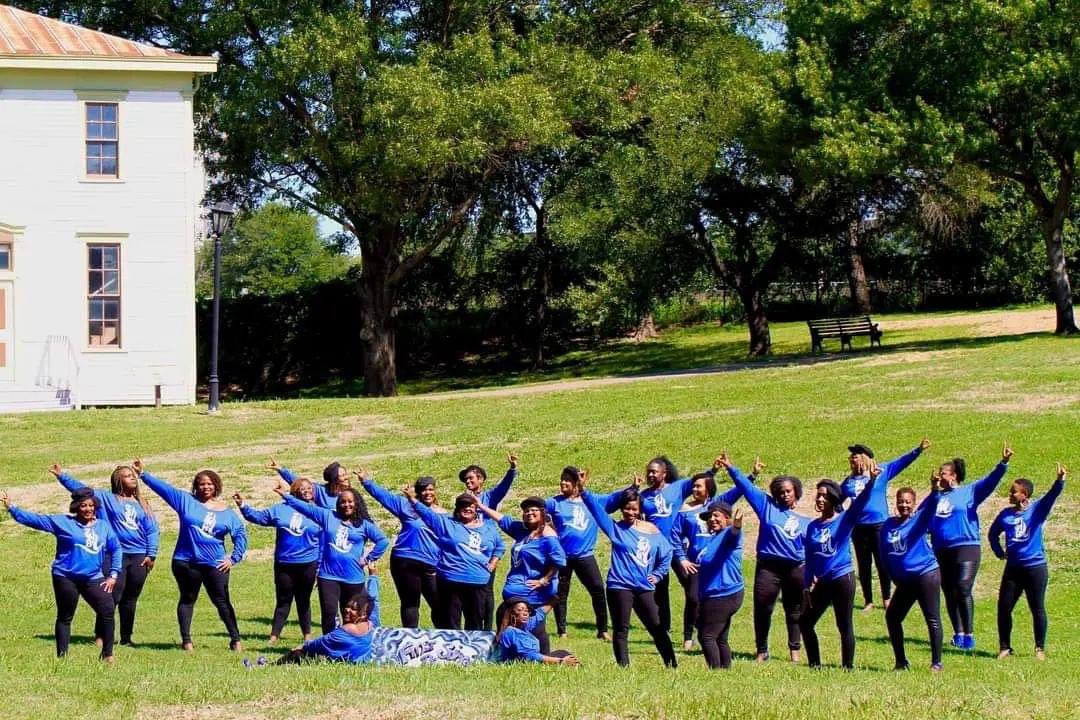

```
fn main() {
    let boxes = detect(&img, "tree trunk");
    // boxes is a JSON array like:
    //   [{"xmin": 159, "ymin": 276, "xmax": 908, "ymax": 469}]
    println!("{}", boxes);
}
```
[
  {"xmin": 1041, "ymin": 190, "xmax": 1078, "ymax": 334},
  {"xmin": 358, "ymin": 253, "xmax": 398, "ymax": 396},
  {"xmin": 630, "ymin": 313, "xmax": 659, "ymax": 341},
  {"xmin": 532, "ymin": 204, "xmax": 551, "ymax": 368},
  {"xmin": 847, "ymin": 219, "xmax": 872, "ymax": 314},
  {"xmin": 739, "ymin": 285, "xmax": 771, "ymax": 355}
]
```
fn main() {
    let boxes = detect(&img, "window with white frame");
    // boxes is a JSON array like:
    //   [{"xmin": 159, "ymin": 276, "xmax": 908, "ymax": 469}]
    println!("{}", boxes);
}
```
[
  {"xmin": 88, "ymin": 244, "xmax": 121, "ymax": 346},
  {"xmin": 85, "ymin": 103, "xmax": 119, "ymax": 177},
  {"xmin": 0, "ymin": 241, "xmax": 10, "ymax": 271}
]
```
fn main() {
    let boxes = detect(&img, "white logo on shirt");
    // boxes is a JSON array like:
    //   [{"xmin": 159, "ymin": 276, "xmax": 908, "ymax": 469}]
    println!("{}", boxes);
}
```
[
  {"xmin": 79, "ymin": 526, "xmax": 102, "ymax": 553},
  {"xmin": 511, "ymin": 542, "xmax": 524, "ymax": 567},
  {"xmin": 815, "ymin": 527, "xmax": 835, "ymax": 556},
  {"xmin": 695, "ymin": 517, "xmax": 710, "ymax": 536},
  {"xmin": 652, "ymin": 495, "xmax": 672, "ymax": 518},
  {"xmin": 331, "ymin": 524, "xmax": 354, "ymax": 553},
  {"xmin": 1012, "ymin": 516, "xmax": 1028, "ymax": 540},
  {"xmin": 780, "ymin": 515, "xmax": 802, "ymax": 539},
  {"xmin": 121, "ymin": 504, "xmax": 140, "ymax": 531},
  {"xmin": 567, "ymin": 505, "xmax": 589, "ymax": 532},
  {"xmin": 460, "ymin": 530, "xmax": 485, "ymax": 556},
  {"xmin": 887, "ymin": 529, "xmax": 906, "ymax": 554},
  {"xmin": 935, "ymin": 498, "xmax": 954, "ymax": 518},
  {"xmin": 853, "ymin": 478, "xmax": 867, "ymax": 495},
  {"xmin": 285, "ymin": 512, "xmax": 306, "ymax": 537},
  {"xmin": 633, "ymin": 536, "xmax": 652, "ymax": 568},
  {"xmin": 198, "ymin": 512, "xmax": 217, "ymax": 537}
]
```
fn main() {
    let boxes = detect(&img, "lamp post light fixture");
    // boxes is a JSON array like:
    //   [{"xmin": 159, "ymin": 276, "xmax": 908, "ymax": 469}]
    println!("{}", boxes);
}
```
[{"xmin": 206, "ymin": 200, "xmax": 236, "ymax": 414}]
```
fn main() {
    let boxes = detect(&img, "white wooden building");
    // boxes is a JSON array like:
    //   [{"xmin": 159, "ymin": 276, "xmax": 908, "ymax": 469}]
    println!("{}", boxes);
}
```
[{"xmin": 0, "ymin": 5, "xmax": 216, "ymax": 411}]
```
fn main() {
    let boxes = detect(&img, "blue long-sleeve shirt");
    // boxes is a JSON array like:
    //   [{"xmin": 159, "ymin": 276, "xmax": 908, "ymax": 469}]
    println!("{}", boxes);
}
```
[
  {"xmin": 694, "ymin": 527, "xmax": 744, "ymax": 599},
  {"xmin": 497, "ymin": 608, "xmax": 549, "ymax": 662},
  {"xmin": 544, "ymin": 489, "xmax": 624, "ymax": 559},
  {"xmin": 282, "ymin": 494, "xmax": 388, "ymax": 583},
  {"xmin": 55, "ymin": 472, "xmax": 159, "ymax": 557},
  {"xmin": 671, "ymin": 485, "xmax": 742, "ymax": 563},
  {"xmin": 841, "ymin": 446, "xmax": 925, "ymax": 526},
  {"xmin": 9, "ymin": 507, "xmax": 122, "ymax": 581},
  {"xmin": 930, "ymin": 461, "xmax": 1009, "ymax": 549},
  {"xmin": 302, "ymin": 625, "xmax": 375, "ymax": 663},
  {"xmin": 362, "ymin": 478, "xmax": 442, "ymax": 567},
  {"xmin": 496, "ymin": 516, "xmax": 567, "ymax": 605},
  {"xmin": 727, "ymin": 466, "xmax": 811, "ymax": 563},
  {"xmin": 239, "ymin": 502, "xmax": 321, "ymax": 564},
  {"xmin": 582, "ymin": 490, "xmax": 673, "ymax": 592},
  {"xmin": 141, "ymin": 471, "xmax": 247, "ymax": 567},
  {"xmin": 804, "ymin": 474, "xmax": 876, "ymax": 586},
  {"xmin": 277, "ymin": 467, "xmax": 337, "ymax": 510},
  {"xmin": 640, "ymin": 473, "xmax": 704, "ymax": 538},
  {"xmin": 477, "ymin": 467, "xmax": 517, "ymax": 510},
  {"xmin": 413, "ymin": 502, "xmax": 501, "ymax": 585},
  {"xmin": 879, "ymin": 493, "xmax": 939, "ymax": 583},
  {"xmin": 989, "ymin": 477, "xmax": 1065, "ymax": 567}
]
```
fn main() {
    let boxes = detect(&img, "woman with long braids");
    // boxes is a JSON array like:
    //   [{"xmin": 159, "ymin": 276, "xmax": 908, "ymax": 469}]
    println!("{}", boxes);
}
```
[
  {"xmin": 361, "ymin": 473, "xmax": 446, "ymax": 628},
  {"xmin": 137, "ymin": 460, "xmax": 247, "ymax": 651},
  {"xmin": 582, "ymin": 486, "xmax": 677, "ymax": 668},
  {"xmin": 929, "ymin": 443, "xmax": 1012, "ymax": 651},
  {"xmin": 272, "ymin": 480, "xmax": 389, "ymax": 633},
  {"xmin": 477, "ymin": 496, "xmax": 566, "ymax": 654},
  {"xmin": 270, "ymin": 457, "xmax": 353, "ymax": 510},
  {"xmin": 234, "ymin": 477, "xmax": 321, "ymax": 644},
  {"xmin": 50, "ymin": 462, "xmax": 159, "ymax": 647},
  {"xmin": 717, "ymin": 454, "xmax": 810, "ymax": 663},
  {"xmin": 1, "ymin": 487, "xmax": 121, "ymax": 662}
]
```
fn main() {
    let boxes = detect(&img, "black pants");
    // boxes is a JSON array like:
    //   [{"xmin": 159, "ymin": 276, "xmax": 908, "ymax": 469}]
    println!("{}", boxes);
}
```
[
  {"xmin": 52, "ymin": 574, "xmax": 115, "ymax": 658},
  {"xmin": 852, "ymin": 523, "xmax": 891, "ymax": 605},
  {"xmin": 272, "ymin": 561, "xmax": 318, "ymax": 637},
  {"xmin": 95, "ymin": 552, "xmax": 150, "ymax": 644},
  {"xmin": 998, "ymin": 563, "xmax": 1049, "ymax": 651},
  {"xmin": 799, "ymin": 572, "xmax": 856, "ymax": 669},
  {"xmin": 935, "ymin": 545, "xmax": 980, "ymax": 635},
  {"xmin": 673, "ymin": 562, "xmax": 701, "ymax": 642},
  {"xmin": 390, "ymin": 555, "xmax": 440, "ymax": 628},
  {"xmin": 654, "ymin": 572, "xmax": 672, "ymax": 635},
  {"xmin": 554, "ymin": 555, "xmax": 608, "ymax": 636},
  {"xmin": 171, "ymin": 559, "xmax": 241, "ymax": 645},
  {"xmin": 886, "ymin": 569, "xmax": 943, "ymax": 667},
  {"xmin": 607, "ymin": 588, "xmax": 677, "ymax": 667},
  {"xmin": 440, "ymin": 578, "xmax": 487, "ymax": 631},
  {"xmin": 753, "ymin": 556, "xmax": 804, "ymax": 654},
  {"xmin": 317, "ymin": 577, "xmax": 367, "ymax": 634},
  {"xmin": 529, "ymin": 603, "xmax": 551, "ymax": 655},
  {"xmin": 698, "ymin": 591, "xmax": 744, "ymax": 669},
  {"xmin": 482, "ymin": 572, "xmax": 497, "ymax": 631}
]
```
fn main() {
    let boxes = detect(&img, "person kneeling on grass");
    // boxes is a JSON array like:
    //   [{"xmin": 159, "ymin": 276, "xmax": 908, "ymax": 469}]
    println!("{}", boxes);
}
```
[
  {"xmin": 496, "ymin": 598, "xmax": 579, "ymax": 665},
  {"xmin": 276, "ymin": 593, "xmax": 376, "ymax": 664}
]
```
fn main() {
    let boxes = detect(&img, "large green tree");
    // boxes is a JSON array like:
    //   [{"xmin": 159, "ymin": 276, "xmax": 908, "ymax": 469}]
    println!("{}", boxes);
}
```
[{"xmin": 788, "ymin": 0, "xmax": 1079, "ymax": 333}]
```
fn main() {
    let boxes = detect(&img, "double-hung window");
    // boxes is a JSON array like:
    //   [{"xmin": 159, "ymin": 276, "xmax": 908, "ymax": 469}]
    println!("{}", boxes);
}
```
[
  {"xmin": 88, "ymin": 244, "xmax": 121, "ymax": 346},
  {"xmin": 85, "ymin": 103, "xmax": 119, "ymax": 178}
]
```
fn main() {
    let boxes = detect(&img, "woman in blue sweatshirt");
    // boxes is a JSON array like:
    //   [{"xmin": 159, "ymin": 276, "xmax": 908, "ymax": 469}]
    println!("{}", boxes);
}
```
[
  {"xmin": 799, "ymin": 466, "xmax": 879, "ymax": 669},
  {"xmin": 362, "ymin": 473, "xmax": 446, "ymax": 628},
  {"xmin": 478, "ymin": 496, "xmax": 567, "ymax": 654},
  {"xmin": 459, "ymin": 454, "xmax": 518, "ymax": 630},
  {"xmin": 270, "ymin": 456, "xmax": 353, "ymax": 510},
  {"xmin": 2, "ymin": 487, "xmax": 122, "ymax": 661},
  {"xmin": 276, "ymin": 592, "xmax": 377, "ymax": 665},
  {"xmin": 234, "ymin": 478, "xmax": 321, "ymax": 643},
  {"xmin": 139, "ymin": 461, "xmax": 247, "ymax": 651},
  {"xmin": 50, "ymin": 462, "xmax": 159, "ymax": 646},
  {"xmin": 841, "ymin": 438, "xmax": 930, "ymax": 610},
  {"xmin": 929, "ymin": 443, "xmax": 1012, "ymax": 651},
  {"xmin": 989, "ymin": 463, "xmax": 1066, "ymax": 661},
  {"xmin": 272, "ymin": 482, "xmax": 389, "ymax": 634},
  {"xmin": 693, "ymin": 500, "xmax": 744, "ymax": 669},
  {"xmin": 582, "ymin": 486, "xmax": 677, "ymax": 668},
  {"xmin": 880, "ymin": 487, "xmax": 943, "ymax": 671},
  {"xmin": 547, "ymin": 467, "xmax": 625, "ymax": 640},
  {"xmin": 495, "ymin": 597, "xmax": 580, "ymax": 665},
  {"xmin": 407, "ymin": 489, "xmax": 505, "ymax": 631},
  {"xmin": 717, "ymin": 453, "xmax": 810, "ymax": 663}
]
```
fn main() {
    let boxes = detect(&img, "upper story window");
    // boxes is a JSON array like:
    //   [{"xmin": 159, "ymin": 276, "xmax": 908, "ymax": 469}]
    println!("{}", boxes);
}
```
[
  {"xmin": 88, "ymin": 244, "xmax": 121, "ymax": 347},
  {"xmin": 86, "ymin": 103, "xmax": 119, "ymax": 178}
]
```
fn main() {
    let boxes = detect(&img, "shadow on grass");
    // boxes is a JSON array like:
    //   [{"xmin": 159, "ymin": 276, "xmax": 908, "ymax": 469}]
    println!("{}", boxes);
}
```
[{"xmin": 856, "ymin": 632, "xmax": 999, "ymax": 659}]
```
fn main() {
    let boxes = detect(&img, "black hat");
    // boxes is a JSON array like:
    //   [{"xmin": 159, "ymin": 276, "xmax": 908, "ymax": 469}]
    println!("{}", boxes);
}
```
[
  {"xmin": 847, "ymin": 444, "xmax": 874, "ymax": 459},
  {"xmin": 414, "ymin": 476, "xmax": 436, "ymax": 491},
  {"xmin": 71, "ymin": 487, "xmax": 95, "ymax": 503},
  {"xmin": 454, "ymin": 493, "xmax": 478, "ymax": 509},
  {"xmin": 699, "ymin": 500, "xmax": 733, "ymax": 520},
  {"xmin": 520, "ymin": 496, "xmax": 546, "ymax": 511},
  {"xmin": 816, "ymin": 479, "xmax": 844, "ymax": 507}
]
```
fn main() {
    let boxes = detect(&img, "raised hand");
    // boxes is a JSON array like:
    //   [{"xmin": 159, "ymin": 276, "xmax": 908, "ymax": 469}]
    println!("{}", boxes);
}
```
[
  {"xmin": 232, "ymin": 492, "xmax": 244, "ymax": 508},
  {"xmin": 1002, "ymin": 442, "xmax": 1014, "ymax": 463},
  {"xmin": 48, "ymin": 463, "xmax": 63, "ymax": 478},
  {"xmin": 132, "ymin": 458, "xmax": 144, "ymax": 476},
  {"xmin": 403, "ymin": 485, "xmax": 417, "ymax": 502},
  {"xmin": 714, "ymin": 452, "xmax": 732, "ymax": 470},
  {"xmin": 507, "ymin": 453, "xmax": 519, "ymax": 469},
  {"xmin": 632, "ymin": 473, "xmax": 644, "ymax": 489},
  {"xmin": 733, "ymin": 509, "xmax": 744, "ymax": 530},
  {"xmin": 1056, "ymin": 462, "xmax": 1068, "ymax": 481},
  {"xmin": 752, "ymin": 456, "xmax": 766, "ymax": 476},
  {"xmin": 353, "ymin": 468, "xmax": 369, "ymax": 483},
  {"xmin": 868, "ymin": 459, "xmax": 882, "ymax": 479},
  {"xmin": 0, "ymin": 490, "xmax": 10, "ymax": 509},
  {"xmin": 272, "ymin": 481, "xmax": 289, "ymax": 498},
  {"xmin": 267, "ymin": 457, "xmax": 282, "ymax": 471},
  {"xmin": 930, "ymin": 470, "xmax": 942, "ymax": 491},
  {"xmin": 919, "ymin": 437, "xmax": 932, "ymax": 451},
  {"xmin": 579, "ymin": 469, "xmax": 589, "ymax": 488}
]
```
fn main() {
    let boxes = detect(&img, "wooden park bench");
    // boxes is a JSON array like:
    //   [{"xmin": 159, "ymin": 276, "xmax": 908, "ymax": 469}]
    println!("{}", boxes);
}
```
[{"xmin": 807, "ymin": 316, "xmax": 883, "ymax": 352}]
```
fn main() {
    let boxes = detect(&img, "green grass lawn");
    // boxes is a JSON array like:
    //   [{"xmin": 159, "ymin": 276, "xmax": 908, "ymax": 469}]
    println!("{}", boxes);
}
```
[{"xmin": 0, "ymin": 306, "xmax": 1078, "ymax": 719}]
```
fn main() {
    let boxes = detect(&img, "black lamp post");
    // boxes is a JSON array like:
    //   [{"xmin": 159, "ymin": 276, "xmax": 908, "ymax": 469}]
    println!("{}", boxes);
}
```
[{"xmin": 206, "ymin": 201, "xmax": 235, "ymax": 414}]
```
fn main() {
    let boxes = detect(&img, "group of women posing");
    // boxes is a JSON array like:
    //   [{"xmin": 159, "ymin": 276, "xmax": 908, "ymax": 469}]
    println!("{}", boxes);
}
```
[{"xmin": 0, "ymin": 441, "xmax": 1066, "ymax": 670}]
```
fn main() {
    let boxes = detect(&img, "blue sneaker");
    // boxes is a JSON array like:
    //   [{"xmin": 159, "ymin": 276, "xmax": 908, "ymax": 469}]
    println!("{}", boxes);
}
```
[
  {"xmin": 242, "ymin": 658, "xmax": 254, "ymax": 670},
  {"xmin": 256, "ymin": 655, "xmax": 268, "ymax": 666},
  {"xmin": 951, "ymin": 634, "xmax": 964, "ymax": 648},
  {"xmin": 962, "ymin": 635, "xmax": 975, "ymax": 651}
]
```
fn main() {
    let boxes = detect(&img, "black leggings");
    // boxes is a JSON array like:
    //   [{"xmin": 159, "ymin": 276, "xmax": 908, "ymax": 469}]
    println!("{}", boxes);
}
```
[
  {"xmin": 483, "ymin": 572, "xmax": 497, "ymax": 631},
  {"xmin": 272, "ymin": 561, "xmax": 318, "ymax": 637},
  {"xmin": 654, "ymin": 572, "xmax": 672, "ymax": 634},
  {"xmin": 886, "ymin": 569, "xmax": 943, "ymax": 668},
  {"xmin": 799, "ymin": 572, "xmax": 856, "ymax": 669},
  {"xmin": 171, "ymin": 559, "xmax": 241, "ymax": 645},
  {"xmin": 529, "ymin": 603, "xmax": 551, "ymax": 655},
  {"xmin": 440, "ymin": 578, "xmax": 487, "ymax": 631},
  {"xmin": 390, "ymin": 555, "xmax": 440, "ymax": 628},
  {"xmin": 52, "ymin": 574, "xmax": 115, "ymax": 658},
  {"xmin": 935, "ymin": 545, "xmax": 980, "ymax": 635},
  {"xmin": 998, "ymin": 563, "xmax": 1049, "ymax": 651},
  {"xmin": 95, "ymin": 553, "xmax": 150, "ymax": 644},
  {"xmin": 852, "ymin": 523, "xmax": 891, "ymax": 605},
  {"xmin": 607, "ymin": 588, "xmax": 678, "ymax": 667},
  {"xmin": 554, "ymin": 555, "xmax": 608, "ymax": 636},
  {"xmin": 317, "ymin": 578, "xmax": 367, "ymax": 634},
  {"xmin": 673, "ymin": 561, "xmax": 701, "ymax": 642},
  {"xmin": 753, "ymin": 556, "xmax": 804, "ymax": 654},
  {"xmin": 698, "ymin": 591, "xmax": 744, "ymax": 669}
]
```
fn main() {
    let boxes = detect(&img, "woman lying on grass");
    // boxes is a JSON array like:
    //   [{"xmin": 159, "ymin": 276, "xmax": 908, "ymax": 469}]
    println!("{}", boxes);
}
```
[
  {"xmin": 276, "ymin": 592, "xmax": 376, "ymax": 664},
  {"xmin": 495, "ymin": 597, "xmax": 579, "ymax": 665}
]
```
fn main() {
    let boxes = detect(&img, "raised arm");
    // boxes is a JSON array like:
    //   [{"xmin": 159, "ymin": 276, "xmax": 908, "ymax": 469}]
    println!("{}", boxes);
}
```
[
  {"xmin": 139, "ymin": 469, "xmax": 190, "ymax": 514},
  {"xmin": 1030, "ymin": 465, "xmax": 1067, "ymax": 526},
  {"xmin": 50, "ymin": 464, "xmax": 89, "ymax": 494},
  {"xmin": 361, "ymin": 477, "xmax": 416, "ymax": 523},
  {"xmin": 280, "ymin": 492, "xmax": 333, "ymax": 527},
  {"xmin": 484, "ymin": 454, "xmax": 519, "ymax": 509},
  {"xmin": 237, "ymin": 499, "xmax": 275, "ymax": 527},
  {"xmin": 907, "ymin": 491, "xmax": 939, "ymax": 539},
  {"xmin": 837, "ymin": 472, "xmax": 878, "ymax": 540},
  {"xmin": 478, "ymin": 502, "xmax": 507, "ymax": 526},
  {"xmin": 581, "ymin": 489, "xmax": 617, "ymax": 539},
  {"xmin": 5, "ymin": 503, "xmax": 58, "ymax": 534},
  {"xmin": 410, "ymin": 495, "xmax": 453, "ymax": 539},
  {"xmin": 269, "ymin": 457, "xmax": 299, "ymax": 485},
  {"xmin": 881, "ymin": 438, "xmax": 930, "ymax": 483},
  {"xmin": 496, "ymin": 514, "xmax": 526, "ymax": 541},
  {"xmin": 721, "ymin": 457, "xmax": 769, "ymax": 520},
  {"xmin": 972, "ymin": 444, "xmax": 1013, "ymax": 506}
]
